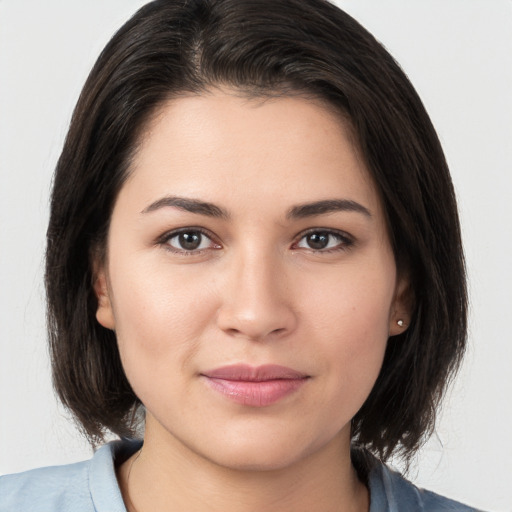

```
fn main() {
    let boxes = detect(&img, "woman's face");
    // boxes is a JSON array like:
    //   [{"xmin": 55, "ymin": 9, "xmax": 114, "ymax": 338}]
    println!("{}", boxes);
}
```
[{"xmin": 96, "ymin": 89, "xmax": 408, "ymax": 470}]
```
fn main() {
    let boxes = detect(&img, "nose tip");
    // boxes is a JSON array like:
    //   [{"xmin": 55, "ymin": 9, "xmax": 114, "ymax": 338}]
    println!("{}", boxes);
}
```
[{"xmin": 215, "ymin": 262, "xmax": 297, "ymax": 341}]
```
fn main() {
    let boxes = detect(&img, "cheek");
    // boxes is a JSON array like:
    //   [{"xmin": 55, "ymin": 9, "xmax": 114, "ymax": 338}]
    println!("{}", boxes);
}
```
[
  {"xmin": 300, "ymin": 263, "xmax": 394, "ymax": 398},
  {"xmin": 302, "ymin": 259, "xmax": 395, "ymax": 338},
  {"xmin": 108, "ymin": 260, "xmax": 220, "ymax": 383}
]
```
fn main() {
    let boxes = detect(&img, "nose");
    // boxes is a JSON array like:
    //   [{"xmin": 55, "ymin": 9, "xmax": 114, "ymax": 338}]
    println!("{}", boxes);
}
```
[{"xmin": 216, "ymin": 248, "xmax": 298, "ymax": 341}]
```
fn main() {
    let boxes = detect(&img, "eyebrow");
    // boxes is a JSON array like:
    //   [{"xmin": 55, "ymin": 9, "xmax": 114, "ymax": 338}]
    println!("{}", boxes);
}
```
[
  {"xmin": 141, "ymin": 196, "xmax": 229, "ymax": 219},
  {"xmin": 286, "ymin": 199, "xmax": 372, "ymax": 219},
  {"xmin": 141, "ymin": 196, "xmax": 371, "ymax": 221}
]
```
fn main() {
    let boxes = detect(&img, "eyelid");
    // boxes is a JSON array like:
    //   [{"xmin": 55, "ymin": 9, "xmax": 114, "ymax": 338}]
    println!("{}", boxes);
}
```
[
  {"xmin": 292, "ymin": 227, "xmax": 355, "ymax": 252},
  {"xmin": 156, "ymin": 227, "xmax": 221, "ymax": 254},
  {"xmin": 155, "ymin": 226, "xmax": 354, "ymax": 255}
]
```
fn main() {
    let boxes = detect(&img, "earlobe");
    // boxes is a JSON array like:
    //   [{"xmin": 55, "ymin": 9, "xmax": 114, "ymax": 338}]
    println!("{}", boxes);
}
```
[
  {"xmin": 389, "ymin": 276, "xmax": 414, "ymax": 337},
  {"xmin": 389, "ymin": 318, "xmax": 407, "ymax": 336},
  {"xmin": 94, "ymin": 269, "xmax": 116, "ymax": 330}
]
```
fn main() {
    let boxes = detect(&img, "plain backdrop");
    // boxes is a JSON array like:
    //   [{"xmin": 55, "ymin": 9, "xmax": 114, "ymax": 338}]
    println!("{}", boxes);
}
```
[{"xmin": 1, "ymin": 1, "xmax": 511, "ymax": 511}]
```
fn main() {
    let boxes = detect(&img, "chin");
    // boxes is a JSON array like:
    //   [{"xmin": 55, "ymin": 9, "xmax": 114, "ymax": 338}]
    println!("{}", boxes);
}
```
[
  {"xmin": 194, "ymin": 429, "xmax": 335, "ymax": 473},
  {"xmin": 209, "ymin": 446, "xmax": 305, "ymax": 472}
]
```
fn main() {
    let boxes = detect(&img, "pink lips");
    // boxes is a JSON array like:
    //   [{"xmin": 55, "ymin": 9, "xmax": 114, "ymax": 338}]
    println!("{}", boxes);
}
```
[{"xmin": 201, "ymin": 364, "xmax": 309, "ymax": 407}]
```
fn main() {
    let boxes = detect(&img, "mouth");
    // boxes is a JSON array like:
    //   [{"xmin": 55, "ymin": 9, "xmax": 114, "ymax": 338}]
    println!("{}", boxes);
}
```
[{"xmin": 200, "ymin": 364, "xmax": 310, "ymax": 407}]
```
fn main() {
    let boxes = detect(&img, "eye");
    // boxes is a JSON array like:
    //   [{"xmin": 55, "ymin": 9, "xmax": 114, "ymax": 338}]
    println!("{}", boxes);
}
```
[
  {"xmin": 162, "ymin": 229, "xmax": 220, "ymax": 253},
  {"xmin": 294, "ymin": 230, "xmax": 353, "ymax": 252}
]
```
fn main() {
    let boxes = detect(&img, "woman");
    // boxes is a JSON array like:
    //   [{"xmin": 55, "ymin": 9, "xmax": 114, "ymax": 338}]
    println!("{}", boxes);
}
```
[{"xmin": 0, "ymin": 0, "xmax": 483, "ymax": 510}]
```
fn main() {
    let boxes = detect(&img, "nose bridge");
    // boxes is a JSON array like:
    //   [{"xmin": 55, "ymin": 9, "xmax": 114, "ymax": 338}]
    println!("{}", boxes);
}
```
[{"xmin": 216, "ymin": 241, "xmax": 296, "ymax": 340}]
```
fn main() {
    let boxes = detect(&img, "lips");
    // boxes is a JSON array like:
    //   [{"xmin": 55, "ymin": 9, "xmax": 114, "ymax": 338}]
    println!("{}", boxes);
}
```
[{"xmin": 201, "ymin": 364, "xmax": 309, "ymax": 407}]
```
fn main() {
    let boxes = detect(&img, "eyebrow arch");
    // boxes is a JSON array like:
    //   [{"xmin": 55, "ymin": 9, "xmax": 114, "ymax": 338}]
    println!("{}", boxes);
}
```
[
  {"xmin": 141, "ymin": 196, "xmax": 229, "ymax": 219},
  {"xmin": 286, "ymin": 199, "xmax": 372, "ymax": 219}
]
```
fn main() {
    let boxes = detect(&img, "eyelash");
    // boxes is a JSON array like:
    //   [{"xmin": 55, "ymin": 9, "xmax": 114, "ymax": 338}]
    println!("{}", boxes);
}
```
[
  {"xmin": 292, "ymin": 228, "xmax": 355, "ymax": 253},
  {"xmin": 157, "ymin": 227, "xmax": 221, "ymax": 255},
  {"xmin": 157, "ymin": 227, "xmax": 354, "ymax": 255}
]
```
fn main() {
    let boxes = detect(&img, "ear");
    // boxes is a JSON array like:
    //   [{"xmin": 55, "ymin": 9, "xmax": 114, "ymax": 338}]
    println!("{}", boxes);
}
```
[
  {"xmin": 389, "ymin": 275, "xmax": 414, "ymax": 337},
  {"xmin": 93, "ymin": 266, "xmax": 116, "ymax": 330}
]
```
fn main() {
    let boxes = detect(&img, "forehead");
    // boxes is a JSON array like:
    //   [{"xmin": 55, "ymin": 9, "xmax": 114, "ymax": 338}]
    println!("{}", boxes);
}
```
[{"xmin": 121, "ymin": 89, "xmax": 381, "ymax": 219}]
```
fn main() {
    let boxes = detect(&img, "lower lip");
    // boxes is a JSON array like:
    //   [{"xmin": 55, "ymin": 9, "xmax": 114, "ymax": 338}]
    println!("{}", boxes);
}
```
[{"xmin": 203, "ymin": 377, "xmax": 307, "ymax": 407}]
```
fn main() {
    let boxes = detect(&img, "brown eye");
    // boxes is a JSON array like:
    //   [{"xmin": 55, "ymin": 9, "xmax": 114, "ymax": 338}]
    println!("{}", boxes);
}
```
[
  {"xmin": 295, "ymin": 230, "xmax": 353, "ymax": 252},
  {"xmin": 165, "ymin": 230, "xmax": 218, "ymax": 252},
  {"xmin": 305, "ymin": 232, "xmax": 330, "ymax": 250},
  {"xmin": 178, "ymin": 232, "xmax": 202, "ymax": 250}
]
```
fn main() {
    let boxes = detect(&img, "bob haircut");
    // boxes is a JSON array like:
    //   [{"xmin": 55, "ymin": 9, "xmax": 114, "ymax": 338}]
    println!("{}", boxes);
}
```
[{"xmin": 46, "ymin": 0, "xmax": 467, "ymax": 462}]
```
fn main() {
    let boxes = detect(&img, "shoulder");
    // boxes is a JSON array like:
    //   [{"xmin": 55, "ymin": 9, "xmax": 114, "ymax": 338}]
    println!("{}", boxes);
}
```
[
  {"xmin": 0, "ymin": 459, "xmax": 92, "ymax": 512},
  {"xmin": 0, "ymin": 440, "xmax": 140, "ymax": 512},
  {"xmin": 369, "ymin": 460, "xmax": 484, "ymax": 512}
]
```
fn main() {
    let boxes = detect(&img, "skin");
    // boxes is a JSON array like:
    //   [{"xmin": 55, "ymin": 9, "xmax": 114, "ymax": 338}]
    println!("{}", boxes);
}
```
[{"xmin": 95, "ymin": 89, "xmax": 409, "ymax": 512}]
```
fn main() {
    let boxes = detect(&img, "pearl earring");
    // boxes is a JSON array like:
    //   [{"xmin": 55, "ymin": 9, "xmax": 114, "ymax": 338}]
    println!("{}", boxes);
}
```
[{"xmin": 397, "ymin": 319, "xmax": 404, "ymax": 327}]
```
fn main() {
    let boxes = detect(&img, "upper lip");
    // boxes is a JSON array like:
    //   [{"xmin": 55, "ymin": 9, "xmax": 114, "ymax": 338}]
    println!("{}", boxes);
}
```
[{"xmin": 201, "ymin": 364, "xmax": 308, "ymax": 381}]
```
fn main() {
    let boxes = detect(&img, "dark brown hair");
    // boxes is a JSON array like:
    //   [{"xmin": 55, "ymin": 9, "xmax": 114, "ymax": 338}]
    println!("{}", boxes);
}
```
[{"xmin": 46, "ymin": 0, "xmax": 467, "ymax": 462}]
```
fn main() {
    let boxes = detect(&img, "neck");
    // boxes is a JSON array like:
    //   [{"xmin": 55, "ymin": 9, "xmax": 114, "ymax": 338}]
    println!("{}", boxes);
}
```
[{"xmin": 118, "ymin": 424, "xmax": 368, "ymax": 512}]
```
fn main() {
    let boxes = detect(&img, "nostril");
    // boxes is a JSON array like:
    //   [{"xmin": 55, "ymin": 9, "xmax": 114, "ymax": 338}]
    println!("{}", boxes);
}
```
[
  {"xmin": 222, "ymin": 324, "xmax": 289, "ymax": 342},
  {"xmin": 215, "ymin": 287, "xmax": 298, "ymax": 341}
]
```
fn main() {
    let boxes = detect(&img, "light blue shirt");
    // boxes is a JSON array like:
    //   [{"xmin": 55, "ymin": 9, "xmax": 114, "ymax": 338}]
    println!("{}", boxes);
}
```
[{"xmin": 0, "ymin": 440, "xmax": 483, "ymax": 511}]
